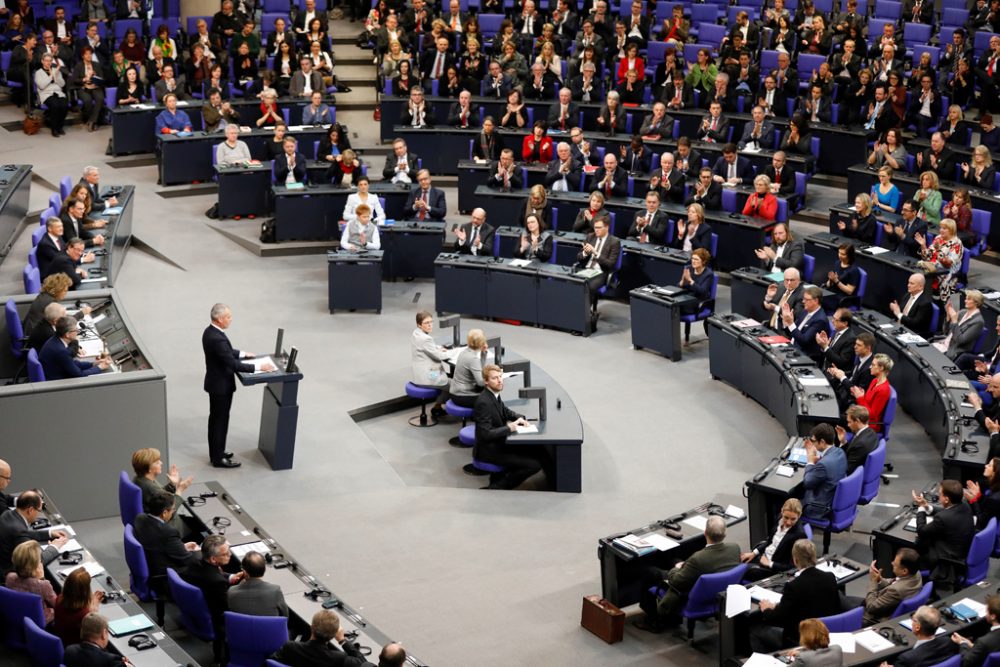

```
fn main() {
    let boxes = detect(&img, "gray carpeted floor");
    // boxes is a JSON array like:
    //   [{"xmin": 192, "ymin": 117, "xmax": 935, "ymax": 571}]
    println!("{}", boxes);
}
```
[{"xmin": 1, "ymin": 75, "xmax": 998, "ymax": 666}]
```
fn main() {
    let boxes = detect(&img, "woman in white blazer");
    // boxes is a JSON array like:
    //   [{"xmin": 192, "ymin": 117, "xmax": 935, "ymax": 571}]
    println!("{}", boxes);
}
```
[{"xmin": 411, "ymin": 311, "xmax": 449, "ymax": 416}]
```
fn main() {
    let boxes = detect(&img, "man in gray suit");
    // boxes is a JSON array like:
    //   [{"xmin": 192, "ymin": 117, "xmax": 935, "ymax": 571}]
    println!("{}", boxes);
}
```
[
  {"xmin": 227, "ymin": 552, "xmax": 288, "ymax": 617},
  {"xmin": 860, "ymin": 547, "xmax": 923, "ymax": 625},
  {"xmin": 289, "ymin": 57, "xmax": 324, "ymax": 97},
  {"xmin": 634, "ymin": 515, "xmax": 741, "ymax": 632}
]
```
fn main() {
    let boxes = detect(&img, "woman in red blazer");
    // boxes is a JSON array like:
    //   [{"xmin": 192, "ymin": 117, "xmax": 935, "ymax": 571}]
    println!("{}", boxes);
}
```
[
  {"xmin": 616, "ymin": 42, "xmax": 646, "ymax": 84},
  {"xmin": 852, "ymin": 353, "xmax": 893, "ymax": 432},
  {"xmin": 742, "ymin": 174, "xmax": 779, "ymax": 220},
  {"xmin": 522, "ymin": 120, "xmax": 553, "ymax": 164}
]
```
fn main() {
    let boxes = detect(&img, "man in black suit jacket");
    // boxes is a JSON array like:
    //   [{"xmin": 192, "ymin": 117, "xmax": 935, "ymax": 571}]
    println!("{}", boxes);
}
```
[
  {"xmin": 0, "ymin": 460, "xmax": 14, "ymax": 513},
  {"xmin": 757, "ymin": 223, "xmax": 805, "ymax": 273},
  {"xmin": 914, "ymin": 132, "xmax": 956, "ymax": 182},
  {"xmin": 27, "ymin": 302, "xmax": 63, "ymax": 354},
  {"xmin": 63, "ymin": 613, "xmax": 127, "ymax": 667},
  {"xmin": 133, "ymin": 491, "xmax": 197, "ymax": 582},
  {"xmin": 698, "ymin": 102, "xmax": 730, "ymax": 143},
  {"xmin": 270, "ymin": 609, "xmax": 373, "ymax": 667},
  {"xmin": 589, "ymin": 153, "xmax": 629, "ymax": 198},
  {"xmin": 454, "ymin": 208, "xmax": 495, "ymax": 256},
  {"xmin": 420, "ymin": 36, "xmax": 456, "ymax": 82},
  {"xmin": 627, "ymin": 191, "xmax": 670, "ymax": 244},
  {"xmin": 685, "ymin": 167, "xmax": 722, "ymax": 210},
  {"xmin": 274, "ymin": 138, "xmax": 308, "ymax": 185},
  {"xmin": 545, "ymin": 142, "xmax": 583, "ymax": 191},
  {"xmin": 577, "ymin": 217, "xmax": 621, "ymax": 276},
  {"xmin": 36, "ymin": 218, "xmax": 66, "ymax": 277},
  {"xmin": 779, "ymin": 285, "xmax": 830, "ymax": 359},
  {"xmin": 763, "ymin": 268, "xmax": 805, "ymax": 329},
  {"xmin": 836, "ymin": 405, "xmax": 879, "ymax": 474},
  {"xmin": 78, "ymin": 166, "xmax": 117, "ymax": 213},
  {"xmin": 737, "ymin": 106, "xmax": 776, "ymax": 150},
  {"xmin": 890, "ymin": 273, "xmax": 934, "ymax": 335},
  {"xmin": 712, "ymin": 144, "xmax": 753, "ymax": 185},
  {"xmin": 61, "ymin": 198, "xmax": 104, "ymax": 248},
  {"xmin": 399, "ymin": 87, "xmax": 435, "ymax": 128},
  {"xmin": 43, "ymin": 239, "xmax": 87, "ymax": 289},
  {"xmin": 447, "ymin": 90, "xmax": 478, "ymax": 129},
  {"xmin": 473, "ymin": 364, "xmax": 549, "ymax": 490},
  {"xmin": 202, "ymin": 303, "xmax": 274, "ymax": 468},
  {"xmin": 817, "ymin": 308, "xmax": 857, "ymax": 371},
  {"xmin": 648, "ymin": 153, "xmax": 685, "ymax": 204},
  {"xmin": 958, "ymin": 319, "xmax": 1000, "ymax": 380},
  {"xmin": 404, "ymin": 170, "xmax": 447, "ymax": 221},
  {"xmin": 894, "ymin": 606, "xmax": 960, "ymax": 667},
  {"xmin": 740, "ymin": 498, "xmax": 808, "ymax": 581},
  {"xmin": 953, "ymin": 593, "xmax": 1000, "ymax": 667},
  {"xmin": 751, "ymin": 539, "xmax": 843, "ymax": 651},
  {"xmin": 486, "ymin": 149, "xmax": 523, "ymax": 192},
  {"xmin": 182, "ymin": 534, "xmax": 240, "ymax": 636},
  {"xmin": 762, "ymin": 151, "xmax": 796, "ymax": 197},
  {"xmin": 547, "ymin": 88, "xmax": 580, "ymax": 131},
  {"xmin": 0, "ymin": 491, "xmax": 68, "ymax": 571},
  {"xmin": 829, "ymin": 332, "xmax": 876, "ymax": 409},
  {"xmin": 914, "ymin": 480, "xmax": 975, "ymax": 584},
  {"xmin": 382, "ymin": 139, "xmax": 418, "ymax": 184}
]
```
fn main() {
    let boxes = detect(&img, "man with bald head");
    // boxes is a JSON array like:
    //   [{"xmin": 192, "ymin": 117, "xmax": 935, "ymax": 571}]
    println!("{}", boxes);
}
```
[
  {"xmin": 0, "ymin": 460, "xmax": 13, "ymax": 512},
  {"xmin": 27, "ymin": 302, "xmax": 65, "ymax": 354},
  {"xmin": 378, "ymin": 643, "xmax": 407, "ymax": 667},
  {"xmin": 649, "ymin": 152, "xmax": 684, "ymax": 203},
  {"xmin": 763, "ymin": 268, "xmax": 803, "ymax": 328},
  {"xmin": 547, "ymin": 88, "xmax": 579, "ymax": 131},
  {"xmin": 889, "ymin": 273, "xmax": 933, "ymax": 336},
  {"xmin": 545, "ymin": 142, "xmax": 582, "ymax": 192},
  {"xmin": 454, "ymin": 208, "xmax": 494, "ymax": 256}
]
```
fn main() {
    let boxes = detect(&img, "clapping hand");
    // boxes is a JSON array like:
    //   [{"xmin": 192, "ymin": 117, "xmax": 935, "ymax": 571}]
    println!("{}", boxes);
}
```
[
  {"xmin": 780, "ymin": 301, "xmax": 794, "ymax": 325},
  {"xmin": 986, "ymin": 417, "xmax": 1000, "ymax": 435},
  {"xmin": 817, "ymin": 330, "xmax": 830, "ymax": 348},
  {"xmin": 850, "ymin": 385, "xmax": 865, "ymax": 398},
  {"xmin": 835, "ymin": 424, "xmax": 847, "ymax": 442},
  {"xmin": 965, "ymin": 479, "xmax": 982, "ymax": 501},
  {"xmin": 828, "ymin": 364, "xmax": 846, "ymax": 380}
]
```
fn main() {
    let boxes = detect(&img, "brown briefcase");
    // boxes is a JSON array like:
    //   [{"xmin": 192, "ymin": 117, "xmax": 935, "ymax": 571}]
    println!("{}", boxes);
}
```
[{"xmin": 580, "ymin": 595, "xmax": 625, "ymax": 644}]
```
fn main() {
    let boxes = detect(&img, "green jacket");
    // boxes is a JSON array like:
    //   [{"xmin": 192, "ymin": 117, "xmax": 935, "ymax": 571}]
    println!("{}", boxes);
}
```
[{"xmin": 658, "ymin": 541, "xmax": 741, "ymax": 615}]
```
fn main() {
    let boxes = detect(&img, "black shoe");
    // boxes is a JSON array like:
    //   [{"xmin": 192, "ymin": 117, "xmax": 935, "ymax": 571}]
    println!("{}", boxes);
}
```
[
  {"xmin": 431, "ymin": 406, "xmax": 446, "ymax": 418},
  {"xmin": 632, "ymin": 618, "xmax": 665, "ymax": 634},
  {"xmin": 222, "ymin": 451, "xmax": 234, "ymax": 459},
  {"xmin": 212, "ymin": 459, "xmax": 242, "ymax": 468}
]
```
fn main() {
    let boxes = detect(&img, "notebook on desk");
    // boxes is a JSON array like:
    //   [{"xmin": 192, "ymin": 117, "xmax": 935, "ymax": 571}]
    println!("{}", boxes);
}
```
[{"xmin": 108, "ymin": 614, "xmax": 154, "ymax": 636}]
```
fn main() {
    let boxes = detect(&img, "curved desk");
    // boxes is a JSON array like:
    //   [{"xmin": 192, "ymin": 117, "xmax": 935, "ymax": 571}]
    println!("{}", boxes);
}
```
[
  {"xmin": 0, "ymin": 164, "xmax": 31, "ymax": 264},
  {"xmin": 75, "ymin": 184, "xmax": 135, "ymax": 289}
]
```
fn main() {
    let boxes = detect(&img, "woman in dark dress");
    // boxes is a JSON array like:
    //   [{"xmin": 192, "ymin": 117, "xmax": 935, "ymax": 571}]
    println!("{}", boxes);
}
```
[
  {"xmin": 678, "ymin": 247, "xmax": 715, "ymax": 341},
  {"xmin": 823, "ymin": 242, "xmax": 862, "ymax": 308}
]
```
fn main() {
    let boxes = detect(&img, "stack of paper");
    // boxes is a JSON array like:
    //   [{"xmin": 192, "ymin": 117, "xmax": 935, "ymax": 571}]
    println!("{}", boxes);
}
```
[
  {"xmin": 683, "ymin": 515, "xmax": 708, "ymax": 531},
  {"xmin": 743, "ymin": 653, "xmax": 786, "ymax": 667},
  {"xmin": 829, "ymin": 633, "xmax": 856, "ymax": 653},
  {"xmin": 58, "ymin": 539, "xmax": 83, "ymax": 554},
  {"xmin": 864, "ymin": 246, "xmax": 890, "ymax": 255},
  {"xmin": 816, "ymin": 560, "xmax": 855, "ymax": 580},
  {"xmin": 854, "ymin": 629, "xmax": 895, "ymax": 653},
  {"xmin": 59, "ymin": 561, "xmax": 104, "ymax": 578},
  {"xmin": 747, "ymin": 586, "xmax": 783, "ymax": 605},
  {"xmin": 231, "ymin": 541, "xmax": 270, "ymax": 560}
]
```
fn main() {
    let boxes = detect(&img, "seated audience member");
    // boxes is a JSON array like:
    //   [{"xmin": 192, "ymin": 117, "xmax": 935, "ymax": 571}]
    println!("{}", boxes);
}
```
[
  {"xmin": 116, "ymin": 66, "xmax": 147, "ymax": 106},
  {"xmin": 515, "ymin": 213, "xmax": 553, "ymax": 263},
  {"xmin": 27, "ymin": 302, "xmax": 64, "ymax": 354},
  {"xmin": 914, "ymin": 132, "xmax": 956, "ymax": 183},
  {"xmin": 856, "ymin": 548, "xmax": 923, "ymax": 627},
  {"xmin": 952, "ymin": 594, "xmax": 1000, "ymax": 667},
  {"xmin": 634, "ymin": 515, "xmax": 740, "ymax": 633},
  {"xmin": 487, "ymin": 148, "xmax": 523, "ymax": 192},
  {"xmin": 35, "ymin": 218, "xmax": 67, "ymax": 281},
  {"xmin": 577, "ymin": 216, "xmax": 622, "ymax": 297},
  {"xmin": 685, "ymin": 167, "xmax": 722, "ymax": 210},
  {"xmin": 756, "ymin": 222, "xmax": 803, "ymax": 273},
  {"xmin": 256, "ymin": 90, "xmax": 284, "ymax": 128},
  {"xmin": 404, "ymin": 170, "xmax": 447, "ymax": 221},
  {"xmin": 788, "ymin": 619, "xmax": 842, "ymax": 667},
  {"xmin": 836, "ymin": 405, "xmax": 878, "ymax": 474},
  {"xmin": 155, "ymin": 93, "xmax": 193, "ymax": 135},
  {"xmin": 454, "ymin": 207, "xmax": 494, "ymax": 256},
  {"xmin": 889, "ymin": 273, "xmax": 933, "ymax": 336},
  {"xmin": 340, "ymin": 203, "xmax": 380, "ymax": 251},
  {"xmin": 740, "ymin": 498, "xmax": 807, "ymax": 582},
  {"xmin": 383, "ymin": 138, "xmax": 418, "ymax": 185},
  {"xmin": 570, "ymin": 189, "xmax": 611, "ymax": 233},
  {"xmin": 153, "ymin": 64, "xmax": 187, "ymax": 101},
  {"xmin": 698, "ymin": 101, "xmax": 729, "ymax": 143},
  {"xmin": 401, "ymin": 86, "xmax": 434, "ymax": 128},
  {"xmin": 712, "ymin": 143, "xmax": 753, "ymax": 185},
  {"xmin": 448, "ymin": 90, "xmax": 477, "ymax": 128},
  {"xmin": 473, "ymin": 117, "xmax": 501, "ymax": 162},
  {"xmin": 828, "ymin": 332, "xmax": 876, "ymax": 408},
  {"xmin": 474, "ymin": 364, "xmax": 551, "ymax": 490},
  {"xmin": 35, "ymin": 53, "xmax": 69, "ymax": 137},
  {"xmin": 216, "ymin": 124, "xmax": 251, "ymax": 164},
  {"xmin": 274, "ymin": 137, "xmax": 307, "ymax": 185},
  {"xmin": 801, "ymin": 423, "xmax": 848, "ymax": 519},
  {"xmin": 0, "ymin": 490, "xmax": 68, "ymax": 572},
  {"xmin": 228, "ymin": 551, "xmax": 289, "ymax": 617},
  {"xmin": 742, "ymin": 175, "xmax": 779, "ymax": 220},
  {"xmin": 411, "ymin": 311, "xmax": 449, "ymax": 416},
  {"xmin": 917, "ymin": 218, "xmax": 964, "ymax": 300},
  {"xmin": 54, "ymin": 567, "xmax": 104, "ymax": 646},
  {"xmin": 548, "ymin": 88, "xmax": 579, "ymax": 132},
  {"xmin": 763, "ymin": 267, "xmax": 803, "ymax": 327},
  {"xmin": 61, "ymin": 197, "xmax": 104, "ymax": 248},
  {"xmin": 851, "ymin": 353, "xmax": 893, "ymax": 430},
  {"xmin": 936, "ymin": 290, "xmax": 986, "ymax": 361},
  {"xmin": 628, "ymin": 191, "xmax": 669, "ymax": 245},
  {"xmin": 648, "ymin": 152, "xmax": 684, "ymax": 204},
  {"xmin": 42, "ymin": 238, "xmax": 88, "ymax": 290},
  {"xmin": 589, "ymin": 153, "xmax": 629, "ymax": 198},
  {"xmin": 884, "ymin": 200, "xmax": 927, "ymax": 258},
  {"xmin": 596, "ymin": 90, "xmax": 626, "ymax": 135},
  {"xmin": 750, "ymin": 539, "xmax": 842, "ymax": 651},
  {"xmin": 889, "ymin": 606, "xmax": 959, "ymax": 666},
  {"xmin": 838, "ymin": 193, "xmax": 878, "ymax": 244},
  {"xmin": 302, "ymin": 90, "xmax": 333, "ymax": 125},
  {"xmin": 203, "ymin": 88, "xmax": 239, "ymax": 132},
  {"xmin": 738, "ymin": 106, "xmax": 776, "ymax": 150},
  {"xmin": 956, "ymin": 321, "xmax": 1000, "ymax": 382},
  {"xmin": 5, "ymin": 541, "xmax": 56, "ymax": 624},
  {"xmin": 823, "ymin": 243, "xmax": 862, "ymax": 308},
  {"xmin": 639, "ymin": 101, "xmax": 673, "ymax": 139},
  {"xmin": 23, "ymin": 274, "xmax": 77, "ymax": 333},
  {"xmin": 39, "ymin": 316, "xmax": 111, "ymax": 380},
  {"xmin": 545, "ymin": 142, "xmax": 583, "ymax": 192},
  {"xmin": 943, "ymin": 188, "xmax": 976, "ymax": 248},
  {"xmin": 63, "ymin": 614, "xmax": 128, "ymax": 667},
  {"xmin": 516, "ymin": 185, "xmax": 553, "ymax": 230},
  {"xmin": 264, "ymin": 124, "xmax": 289, "ymax": 161},
  {"xmin": 449, "ymin": 329, "xmax": 489, "ymax": 409},
  {"xmin": 913, "ymin": 480, "xmax": 975, "ymax": 585},
  {"xmin": 131, "ymin": 447, "xmax": 192, "ymax": 529},
  {"xmin": 965, "ymin": 457, "xmax": 1000, "ymax": 530},
  {"xmin": 678, "ymin": 248, "xmax": 715, "ymax": 342},
  {"xmin": 133, "ymin": 491, "xmax": 198, "ymax": 579},
  {"xmin": 673, "ymin": 137, "xmax": 702, "ymax": 178},
  {"xmin": 817, "ymin": 308, "xmax": 857, "ymax": 371},
  {"xmin": 961, "ymin": 144, "xmax": 996, "ymax": 190},
  {"xmin": 780, "ymin": 285, "xmax": 829, "ymax": 359},
  {"xmin": 670, "ymin": 203, "xmax": 713, "ymax": 252},
  {"xmin": 867, "ymin": 127, "xmax": 907, "ymax": 171},
  {"xmin": 619, "ymin": 135, "xmax": 651, "ymax": 175},
  {"xmin": 270, "ymin": 609, "xmax": 372, "ymax": 666},
  {"xmin": 969, "ymin": 376, "xmax": 1000, "ymax": 438},
  {"xmin": 182, "ymin": 534, "xmax": 241, "ymax": 636},
  {"xmin": 379, "ymin": 643, "xmax": 407, "ymax": 667},
  {"xmin": 327, "ymin": 149, "xmax": 362, "ymax": 187},
  {"xmin": 522, "ymin": 120, "xmax": 553, "ymax": 164}
]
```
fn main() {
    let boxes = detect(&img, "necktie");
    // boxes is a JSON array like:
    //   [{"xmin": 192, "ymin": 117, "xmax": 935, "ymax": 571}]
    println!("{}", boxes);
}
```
[
  {"xmin": 589, "ymin": 237, "xmax": 604, "ymax": 268},
  {"xmin": 434, "ymin": 53, "xmax": 443, "ymax": 78},
  {"xmin": 470, "ymin": 225, "xmax": 478, "ymax": 252},
  {"xmin": 989, "ymin": 56, "xmax": 997, "ymax": 77},
  {"xmin": 560, "ymin": 106, "xmax": 566, "ymax": 129},
  {"xmin": 460, "ymin": 108, "xmax": 467, "ymax": 126},
  {"xmin": 770, "ymin": 290, "xmax": 791, "ymax": 327},
  {"xmin": 710, "ymin": 116, "xmax": 718, "ymax": 131},
  {"xmin": 503, "ymin": 169, "xmax": 509, "ymax": 189},
  {"xmin": 418, "ymin": 191, "xmax": 427, "ymax": 220},
  {"xmin": 903, "ymin": 294, "xmax": 916, "ymax": 316},
  {"xmin": 830, "ymin": 330, "xmax": 841, "ymax": 349},
  {"xmin": 729, "ymin": 163, "xmax": 736, "ymax": 180},
  {"xmin": 605, "ymin": 177, "xmax": 612, "ymax": 197},
  {"xmin": 674, "ymin": 87, "xmax": 682, "ymax": 104},
  {"xmin": 852, "ymin": 356, "xmax": 861, "ymax": 377},
  {"xmin": 774, "ymin": 168, "xmax": 781, "ymax": 184}
]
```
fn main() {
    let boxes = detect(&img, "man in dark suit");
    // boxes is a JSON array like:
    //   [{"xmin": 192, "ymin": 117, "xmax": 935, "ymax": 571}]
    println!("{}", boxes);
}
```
[
  {"xmin": 698, "ymin": 101, "xmax": 730, "ymax": 144},
  {"xmin": 914, "ymin": 479, "xmax": 975, "ymax": 584},
  {"xmin": 39, "ymin": 316, "xmax": 110, "ymax": 380},
  {"xmin": 914, "ymin": 132, "xmax": 956, "ymax": 182},
  {"xmin": 483, "ymin": 61, "xmax": 515, "ymax": 99},
  {"xmin": 862, "ymin": 84, "xmax": 901, "ymax": 140},
  {"xmin": 712, "ymin": 144, "xmax": 753, "ymax": 186},
  {"xmin": 454, "ymin": 208, "xmax": 495, "ymax": 256},
  {"xmin": 799, "ymin": 84, "xmax": 833, "ymax": 123},
  {"xmin": 182, "ymin": 534, "xmax": 240, "ymax": 644},
  {"xmin": 43, "ymin": 237, "xmax": 91, "ymax": 289},
  {"xmin": 884, "ymin": 201, "xmax": 927, "ymax": 259},
  {"xmin": 737, "ymin": 106, "xmax": 776, "ymax": 150},
  {"xmin": 828, "ymin": 332, "xmax": 876, "ymax": 409},
  {"xmin": 771, "ymin": 51, "xmax": 799, "ymax": 99},
  {"xmin": 627, "ymin": 191, "xmax": 670, "ymax": 245},
  {"xmin": 404, "ymin": 170, "xmax": 447, "ymax": 221},
  {"xmin": 473, "ymin": 364, "xmax": 549, "ymax": 490},
  {"xmin": 273, "ymin": 137, "xmax": 308, "ymax": 185},
  {"xmin": 382, "ymin": 138, "xmax": 418, "ymax": 184},
  {"xmin": 757, "ymin": 75, "xmax": 788, "ymax": 119},
  {"xmin": 36, "ymin": 217, "xmax": 66, "ymax": 278},
  {"xmin": 27, "ymin": 302, "xmax": 62, "ymax": 354},
  {"xmin": 44, "ymin": 7, "xmax": 75, "ymax": 49},
  {"xmin": 648, "ymin": 153, "xmax": 685, "ymax": 204},
  {"xmin": 63, "ymin": 613, "xmax": 128, "ymax": 667},
  {"xmin": 762, "ymin": 151, "xmax": 796, "ymax": 198},
  {"xmin": 133, "ymin": 491, "xmax": 198, "ymax": 581},
  {"xmin": 545, "ymin": 142, "xmax": 583, "ymax": 192},
  {"xmin": 836, "ymin": 405, "xmax": 879, "ymax": 474},
  {"xmin": 447, "ymin": 90, "xmax": 478, "ymax": 129},
  {"xmin": 547, "ymin": 88, "xmax": 580, "ymax": 132},
  {"xmin": 420, "ymin": 36, "xmax": 456, "ymax": 82},
  {"xmin": 288, "ymin": 57, "xmax": 324, "ymax": 97},
  {"xmin": 202, "ymin": 303, "xmax": 274, "ymax": 469},
  {"xmin": 756, "ymin": 223, "xmax": 804, "ymax": 273},
  {"xmin": 889, "ymin": 273, "xmax": 934, "ymax": 335},
  {"xmin": 61, "ymin": 197, "xmax": 104, "ymax": 248},
  {"xmin": 662, "ymin": 72, "xmax": 694, "ymax": 112},
  {"xmin": 228, "ymin": 552, "xmax": 289, "ymax": 617},
  {"xmin": 894, "ymin": 606, "xmax": 960, "ymax": 667},
  {"xmin": 486, "ymin": 149, "xmax": 523, "ymax": 192},
  {"xmin": 0, "ymin": 460, "xmax": 15, "ymax": 513},
  {"xmin": 589, "ymin": 153, "xmax": 629, "ymax": 198},
  {"xmin": 817, "ymin": 308, "xmax": 857, "ymax": 371},
  {"xmin": 779, "ymin": 286, "xmax": 830, "ymax": 359},
  {"xmin": 763, "ymin": 267, "xmax": 804, "ymax": 329},
  {"xmin": 399, "ymin": 87, "xmax": 434, "ymax": 128},
  {"xmin": 577, "ymin": 216, "xmax": 621, "ymax": 278},
  {"xmin": 270, "ymin": 609, "xmax": 372, "ymax": 667},
  {"xmin": 953, "ymin": 593, "xmax": 1000, "ymax": 667},
  {"xmin": 78, "ymin": 166, "xmax": 117, "ymax": 213},
  {"xmin": 801, "ymin": 423, "xmax": 848, "ymax": 520},
  {"xmin": 751, "ymin": 539, "xmax": 843, "ymax": 651},
  {"xmin": 904, "ymin": 0, "xmax": 934, "ymax": 24},
  {"xmin": 0, "ymin": 491, "xmax": 68, "ymax": 571},
  {"xmin": 740, "ymin": 498, "xmax": 807, "ymax": 581},
  {"xmin": 638, "ymin": 101, "xmax": 673, "ymax": 140},
  {"xmin": 374, "ymin": 14, "xmax": 409, "ymax": 55},
  {"xmin": 634, "ymin": 516, "xmax": 741, "ymax": 632}
]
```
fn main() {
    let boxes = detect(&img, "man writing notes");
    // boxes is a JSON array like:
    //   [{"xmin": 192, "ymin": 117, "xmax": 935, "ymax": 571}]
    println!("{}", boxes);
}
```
[{"xmin": 202, "ymin": 303, "xmax": 274, "ymax": 469}]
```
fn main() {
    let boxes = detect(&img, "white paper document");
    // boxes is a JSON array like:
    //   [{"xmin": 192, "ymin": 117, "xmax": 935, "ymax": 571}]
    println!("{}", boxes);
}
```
[
  {"xmin": 897, "ymin": 333, "xmax": 927, "ymax": 345},
  {"xmin": 956, "ymin": 597, "xmax": 989, "ymax": 617},
  {"xmin": 748, "ymin": 586, "xmax": 782, "ymax": 605},
  {"xmin": 816, "ymin": 561, "xmax": 855, "ymax": 580},
  {"xmin": 683, "ymin": 515, "xmax": 708, "ymax": 531},
  {"xmin": 508, "ymin": 259, "xmax": 533, "ymax": 267},
  {"xmin": 79, "ymin": 277, "xmax": 108, "ymax": 284},
  {"xmin": 829, "ymin": 633, "xmax": 856, "ymax": 653},
  {"xmin": 230, "ymin": 541, "xmax": 270, "ymax": 560},
  {"xmin": 514, "ymin": 423, "xmax": 539, "ymax": 434},
  {"xmin": 59, "ymin": 561, "xmax": 104, "ymax": 578},
  {"xmin": 78, "ymin": 338, "xmax": 105, "ymax": 357},
  {"xmin": 854, "ymin": 629, "xmax": 895, "ymax": 653},
  {"xmin": 251, "ymin": 356, "xmax": 276, "ymax": 373},
  {"xmin": 724, "ymin": 505, "xmax": 746, "ymax": 519},
  {"xmin": 905, "ymin": 515, "xmax": 931, "ymax": 530},
  {"xmin": 798, "ymin": 377, "xmax": 830, "ymax": 387},
  {"xmin": 864, "ymin": 246, "xmax": 890, "ymax": 255},
  {"xmin": 743, "ymin": 652, "xmax": 786, "ymax": 667},
  {"xmin": 725, "ymin": 584, "xmax": 752, "ymax": 618},
  {"xmin": 47, "ymin": 524, "xmax": 76, "ymax": 537},
  {"xmin": 775, "ymin": 465, "xmax": 795, "ymax": 477},
  {"xmin": 58, "ymin": 539, "xmax": 83, "ymax": 554},
  {"xmin": 642, "ymin": 533, "xmax": 679, "ymax": 552}
]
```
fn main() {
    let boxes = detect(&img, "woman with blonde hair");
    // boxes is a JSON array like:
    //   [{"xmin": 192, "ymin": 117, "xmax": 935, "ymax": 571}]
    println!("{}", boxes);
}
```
[
  {"xmin": 915, "ymin": 170, "xmax": 942, "ymax": 224},
  {"xmin": 5, "ymin": 541, "xmax": 57, "ymax": 624},
  {"xmin": 837, "ymin": 193, "xmax": 877, "ymax": 243},
  {"xmin": 518, "ymin": 184, "xmax": 552, "ymax": 230}
]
